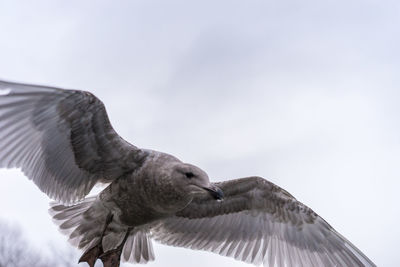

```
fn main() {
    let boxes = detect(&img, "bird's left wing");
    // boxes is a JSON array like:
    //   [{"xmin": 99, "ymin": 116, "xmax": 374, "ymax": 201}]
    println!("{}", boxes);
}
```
[
  {"xmin": 0, "ymin": 80, "xmax": 148, "ymax": 203},
  {"xmin": 151, "ymin": 176, "xmax": 375, "ymax": 267}
]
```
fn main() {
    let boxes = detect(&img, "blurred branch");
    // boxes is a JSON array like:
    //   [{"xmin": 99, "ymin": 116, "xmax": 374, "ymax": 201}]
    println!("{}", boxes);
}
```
[
  {"xmin": 0, "ymin": 220, "xmax": 134, "ymax": 267},
  {"xmin": 0, "ymin": 220, "xmax": 78, "ymax": 267}
]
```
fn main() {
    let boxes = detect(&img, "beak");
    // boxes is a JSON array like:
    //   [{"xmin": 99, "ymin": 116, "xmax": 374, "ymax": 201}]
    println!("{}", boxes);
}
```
[{"xmin": 203, "ymin": 184, "xmax": 224, "ymax": 200}]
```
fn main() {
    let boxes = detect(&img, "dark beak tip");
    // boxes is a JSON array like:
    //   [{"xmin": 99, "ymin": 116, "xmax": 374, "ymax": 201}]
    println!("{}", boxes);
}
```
[
  {"xmin": 215, "ymin": 188, "xmax": 224, "ymax": 200},
  {"xmin": 205, "ymin": 186, "xmax": 224, "ymax": 200}
]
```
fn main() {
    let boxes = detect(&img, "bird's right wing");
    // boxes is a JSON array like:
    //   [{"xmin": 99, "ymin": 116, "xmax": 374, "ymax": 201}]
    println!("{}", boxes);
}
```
[
  {"xmin": 0, "ymin": 80, "xmax": 148, "ymax": 203},
  {"xmin": 151, "ymin": 177, "xmax": 375, "ymax": 267}
]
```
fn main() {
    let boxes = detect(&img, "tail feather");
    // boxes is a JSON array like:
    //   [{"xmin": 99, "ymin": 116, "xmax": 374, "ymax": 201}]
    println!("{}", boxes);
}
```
[
  {"xmin": 49, "ymin": 197, "xmax": 100, "ymax": 243},
  {"xmin": 122, "ymin": 231, "xmax": 155, "ymax": 263},
  {"xmin": 49, "ymin": 197, "xmax": 155, "ymax": 264}
]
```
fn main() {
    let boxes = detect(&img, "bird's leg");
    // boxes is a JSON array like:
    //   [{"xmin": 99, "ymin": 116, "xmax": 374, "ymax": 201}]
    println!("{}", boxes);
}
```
[
  {"xmin": 79, "ymin": 213, "xmax": 114, "ymax": 267},
  {"xmin": 99, "ymin": 227, "xmax": 133, "ymax": 267}
]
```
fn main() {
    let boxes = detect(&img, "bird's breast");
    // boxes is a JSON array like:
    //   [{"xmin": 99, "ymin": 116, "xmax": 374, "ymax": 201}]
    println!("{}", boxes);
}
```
[{"xmin": 99, "ymin": 172, "xmax": 189, "ymax": 227}]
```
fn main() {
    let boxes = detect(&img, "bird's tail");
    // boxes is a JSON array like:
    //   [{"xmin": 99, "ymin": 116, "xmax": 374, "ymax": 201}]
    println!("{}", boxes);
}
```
[{"xmin": 49, "ymin": 197, "xmax": 155, "ymax": 264}]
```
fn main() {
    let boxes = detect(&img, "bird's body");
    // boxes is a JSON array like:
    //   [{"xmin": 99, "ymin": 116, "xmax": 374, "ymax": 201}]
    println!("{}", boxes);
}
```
[
  {"xmin": 99, "ymin": 151, "xmax": 196, "ymax": 227},
  {"xmin": 0, "ymin": 80, "xmax": 376, "ymax": 267}
]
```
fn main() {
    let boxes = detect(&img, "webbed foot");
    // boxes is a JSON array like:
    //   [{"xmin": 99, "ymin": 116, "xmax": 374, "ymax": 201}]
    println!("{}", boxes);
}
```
[
  {"xmin": 99, "ymin": 227, "xmax": 132, "ymax": 267},
  {"xmin": 79, "ymin": 243, "xmax": 103, "ymax": 267},
  {"xmin": 78, "ymin": 213, "xmax": 113, "ymax": 267},
  {"xmin": 99, "ymin": 248, "xmax": 123, "ymax": 267}
]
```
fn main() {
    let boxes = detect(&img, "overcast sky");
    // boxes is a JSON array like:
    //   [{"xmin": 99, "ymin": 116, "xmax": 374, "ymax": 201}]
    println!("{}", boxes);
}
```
[{"xmin": 0, "ymin": 0, "xmax": 399, "ymax": 266}]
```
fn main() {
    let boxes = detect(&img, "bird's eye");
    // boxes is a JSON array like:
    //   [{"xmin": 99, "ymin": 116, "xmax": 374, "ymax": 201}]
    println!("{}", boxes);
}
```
[{"xmin": 185, "ymin": 172, "xmax": 195, "ymax": 179}]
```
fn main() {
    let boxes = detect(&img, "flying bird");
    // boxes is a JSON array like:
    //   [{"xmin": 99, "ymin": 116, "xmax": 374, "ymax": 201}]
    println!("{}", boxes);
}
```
[{"xmin": 0, "ymin": 80, "xmax": 375, "ymax": 267}]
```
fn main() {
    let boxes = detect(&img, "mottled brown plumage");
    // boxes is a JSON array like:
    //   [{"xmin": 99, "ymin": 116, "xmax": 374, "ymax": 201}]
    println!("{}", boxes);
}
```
[{"xmin": 0, "ymin": 80, "xmax": 375, "ymax": 267}]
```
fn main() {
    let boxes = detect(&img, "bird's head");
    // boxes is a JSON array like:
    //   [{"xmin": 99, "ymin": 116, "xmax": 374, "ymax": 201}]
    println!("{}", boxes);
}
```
[{"xmin": 172, "ymin": 163, "xmax": 224, "ymax": 200}]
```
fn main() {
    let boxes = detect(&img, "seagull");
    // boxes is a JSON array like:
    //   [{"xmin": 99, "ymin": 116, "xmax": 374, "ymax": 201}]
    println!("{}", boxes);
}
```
[{"xmin": 0, "ymin": 80, "xmax": 375, "ymax": 267}]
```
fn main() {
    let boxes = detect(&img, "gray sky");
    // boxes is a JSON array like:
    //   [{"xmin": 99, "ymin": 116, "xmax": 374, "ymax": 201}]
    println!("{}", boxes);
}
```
[{"xmin": 0, "ymin": 0, "xmax": 399, "ymax": 266}]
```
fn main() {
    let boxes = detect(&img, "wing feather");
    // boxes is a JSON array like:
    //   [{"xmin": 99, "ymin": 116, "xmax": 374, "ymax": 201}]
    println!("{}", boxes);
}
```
[
  {"xmin": 151, "ymin": 176, "xmax": 375, "ymax": 267},
  {"xmin": 0, "ymin": 80, "xmax": 148, "ymax": 203}
]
